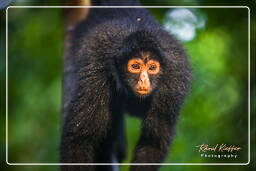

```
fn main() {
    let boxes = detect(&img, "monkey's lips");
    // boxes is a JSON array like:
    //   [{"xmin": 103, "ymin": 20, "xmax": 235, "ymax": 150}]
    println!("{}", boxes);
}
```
[{"xmin": 136, "ymin": 89, "xmax": 151, "ymax": 95}]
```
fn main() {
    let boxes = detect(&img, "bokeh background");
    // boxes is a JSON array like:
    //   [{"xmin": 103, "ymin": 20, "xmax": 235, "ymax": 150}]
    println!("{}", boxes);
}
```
[{"xmin": 0, "ymin": 0, "xmax": 255, "ymax": 171}]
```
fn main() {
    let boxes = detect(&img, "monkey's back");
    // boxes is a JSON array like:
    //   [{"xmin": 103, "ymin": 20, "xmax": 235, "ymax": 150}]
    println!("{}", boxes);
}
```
[{"xmin": 72, "ymin": 6, "xmax": 191, "ymax": 112}]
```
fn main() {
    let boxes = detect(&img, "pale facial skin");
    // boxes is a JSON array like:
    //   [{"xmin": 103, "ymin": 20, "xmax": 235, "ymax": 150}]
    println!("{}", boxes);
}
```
[{"xmin": 127, "ymin": 57, "xmax": 160, "ymax": 95}]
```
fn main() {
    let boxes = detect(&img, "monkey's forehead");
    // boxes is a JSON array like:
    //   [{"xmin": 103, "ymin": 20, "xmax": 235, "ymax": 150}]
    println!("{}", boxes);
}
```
[{"xmin": 139, "ymin": 51, "xmax": 151, "ymax": 59}]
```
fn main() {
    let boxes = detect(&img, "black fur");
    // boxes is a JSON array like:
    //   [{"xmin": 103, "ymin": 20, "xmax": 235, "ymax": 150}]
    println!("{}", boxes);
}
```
[{"xmin": 60, "ymin": 1, "xmax": 191, "ymax": 171}]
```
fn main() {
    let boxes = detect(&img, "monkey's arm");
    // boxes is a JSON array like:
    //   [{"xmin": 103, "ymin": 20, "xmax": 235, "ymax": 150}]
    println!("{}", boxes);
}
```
[
  {"xmin": 60, "ymin": 63, "xmax": 111, "ymax": 170},
  {"xmin": 130, "ymin": 91, "xmax": 180, "ymax": 171}
]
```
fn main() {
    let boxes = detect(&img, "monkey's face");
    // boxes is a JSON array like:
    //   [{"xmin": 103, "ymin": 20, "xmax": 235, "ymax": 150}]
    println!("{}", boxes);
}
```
[{"xmin": 126, "ymin": 51, "xmax": 161, "ymax": 97}]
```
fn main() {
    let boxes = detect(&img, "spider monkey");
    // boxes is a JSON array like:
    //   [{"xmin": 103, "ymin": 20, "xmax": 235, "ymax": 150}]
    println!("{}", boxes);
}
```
[{"xmin": 60, "ymin": 0, "xmax": 191, "ymax": 171}]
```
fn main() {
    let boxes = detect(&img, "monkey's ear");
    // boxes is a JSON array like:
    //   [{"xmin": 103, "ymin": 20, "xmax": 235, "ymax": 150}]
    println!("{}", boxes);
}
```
[{"xmin": 63, "ymin": 0, "xmax": 91, "ymax": 32}]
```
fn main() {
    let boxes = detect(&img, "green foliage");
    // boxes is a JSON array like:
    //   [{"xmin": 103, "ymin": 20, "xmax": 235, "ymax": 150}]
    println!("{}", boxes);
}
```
[{"xmin": 6, "ymin": 8, "xmax": 63, "ymax": 169}]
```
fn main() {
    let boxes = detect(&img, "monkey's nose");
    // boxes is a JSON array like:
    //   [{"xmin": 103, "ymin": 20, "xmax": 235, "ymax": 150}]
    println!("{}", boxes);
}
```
[{"xmin": 135, "ymin": 70, "xmax": 152, "ymax": 95}]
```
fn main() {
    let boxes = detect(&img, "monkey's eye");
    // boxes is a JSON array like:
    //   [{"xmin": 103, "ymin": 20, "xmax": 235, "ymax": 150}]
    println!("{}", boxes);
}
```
[
  {"xmin": 131, "ymin": 64, "xmax": 140, "ymax": 70},
  {"xmin": 128, "ymin": 58, "xmax": 143, "ymax": 74},
  {"xmin": 149, "ymin": 64, "xmax": 156, "ymax": 71},
  {"xmin": 147, "ymin": 60, "xmax": 160, "ymax": 75}
]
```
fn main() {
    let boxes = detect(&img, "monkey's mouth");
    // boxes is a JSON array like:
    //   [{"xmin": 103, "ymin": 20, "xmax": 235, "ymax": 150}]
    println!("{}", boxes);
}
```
[{"xmin": 136, "ymin": 89, "xmax": 151, "ymax": 95}]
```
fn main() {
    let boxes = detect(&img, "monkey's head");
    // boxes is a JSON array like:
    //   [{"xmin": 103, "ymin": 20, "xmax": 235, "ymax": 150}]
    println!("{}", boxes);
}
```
[
  {"xmin": 124, "ymin": 51, "xmax": 162, "ymax": 97},
  {"xmin": 90, "ymin": 27, "xmax": 189, "ymax": 99}
]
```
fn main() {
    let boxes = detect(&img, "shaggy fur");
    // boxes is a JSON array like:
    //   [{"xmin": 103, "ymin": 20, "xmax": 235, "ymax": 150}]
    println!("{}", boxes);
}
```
[{"xmin": 60, "ymin": 1, "xmax": 191, "ymax": 171}]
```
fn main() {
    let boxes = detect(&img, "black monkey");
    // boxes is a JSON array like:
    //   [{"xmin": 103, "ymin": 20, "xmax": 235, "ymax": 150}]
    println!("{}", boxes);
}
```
[{"xmin": 60, "ymin": 0, "xmax": 191, "ymax": 171}]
